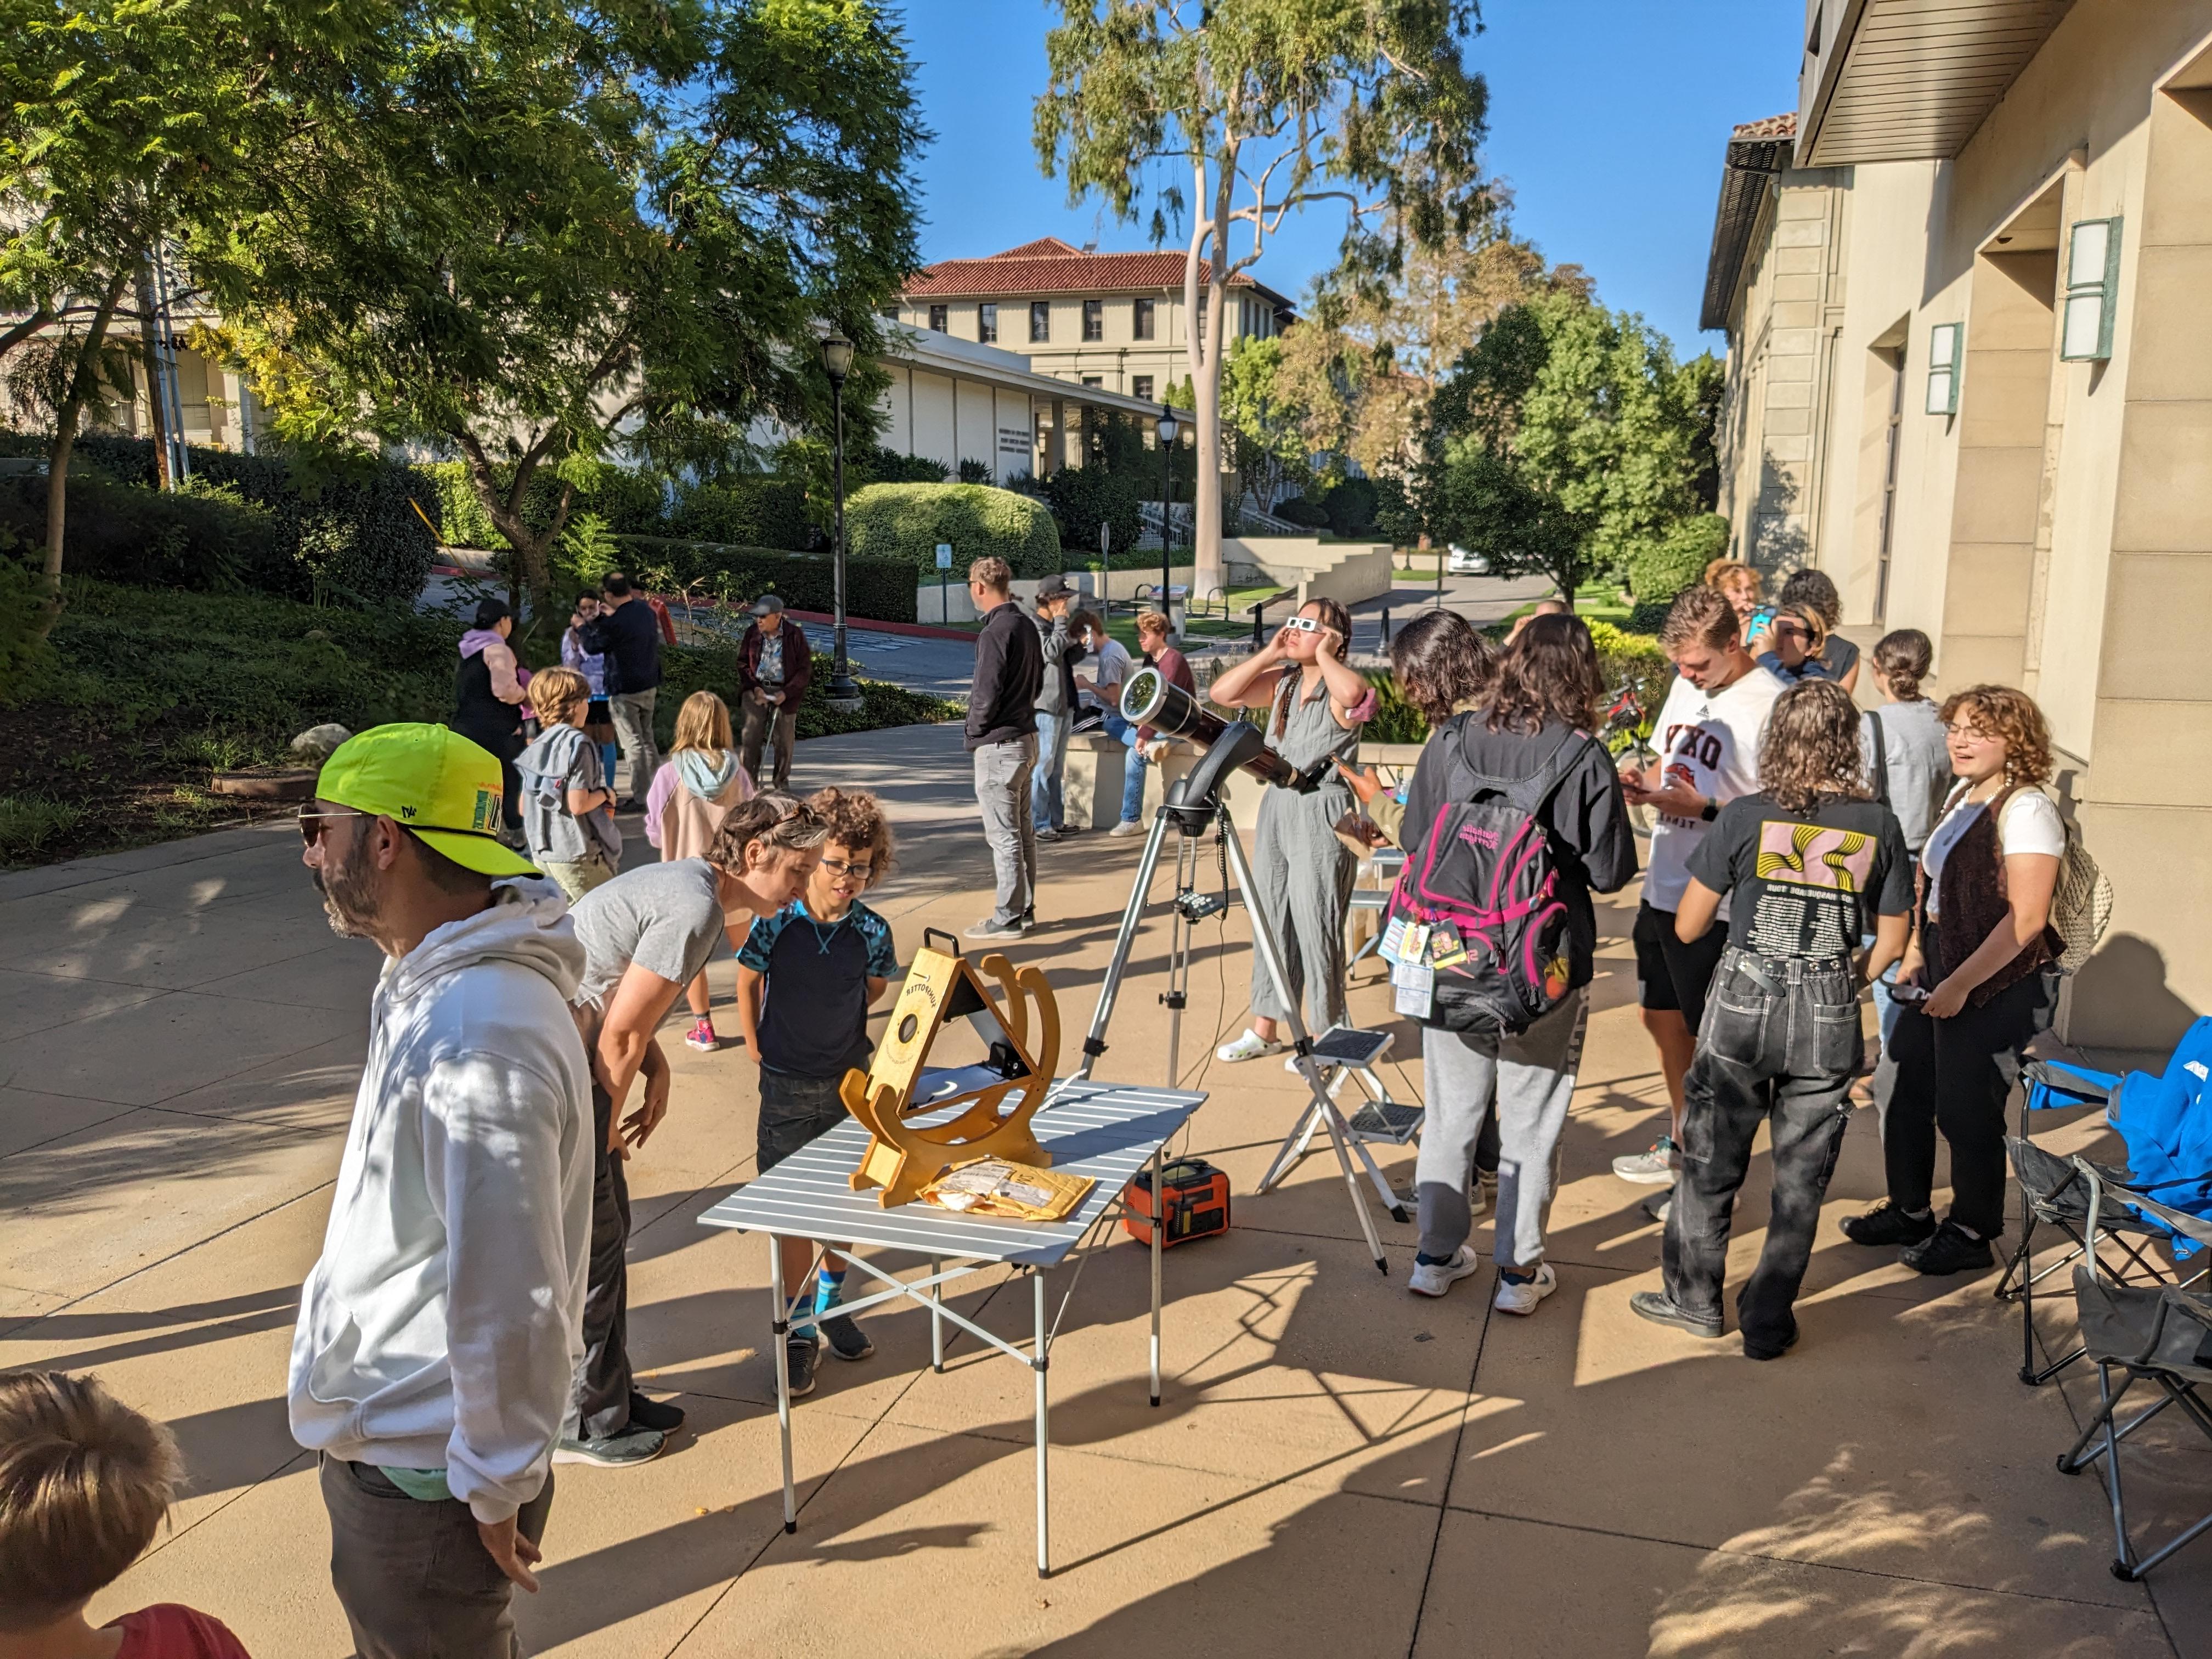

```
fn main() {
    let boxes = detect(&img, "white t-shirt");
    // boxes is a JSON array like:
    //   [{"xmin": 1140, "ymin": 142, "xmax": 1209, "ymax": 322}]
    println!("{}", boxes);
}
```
[
  {"xmin": 1642, "ymin": 663, "xmax": 1786, "ymax": 912},
  {"xmin": 1080, "ymin": 636, "xmax": 1132, "ymax": 712},
  {"xmin": 1920, "ymin": 787, "xmax": 2065, "ymax": 919}
]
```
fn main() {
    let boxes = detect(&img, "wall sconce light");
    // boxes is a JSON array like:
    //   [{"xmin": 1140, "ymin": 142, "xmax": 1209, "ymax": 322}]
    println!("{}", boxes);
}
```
[
  {"xmin": 2061, "ymin": 217, "xmax": 2122, "ymax": 362},
  {"xmin": 1925, "ymin": 321, "xmax": 1962, "ymax": 415}
]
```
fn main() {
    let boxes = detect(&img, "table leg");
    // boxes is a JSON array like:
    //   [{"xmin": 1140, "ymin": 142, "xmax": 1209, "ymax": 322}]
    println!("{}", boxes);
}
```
[
  {"xmin": 1149, "ymin": 1144, "xmax": 1163, "ymax": 1407},
  {"xmin": 929, "ymin": 1254, "xmax": 945, "ymax": 1373},
  {"xmin": 1034, "ymin": 1268, "xmax": 1050, "ymax": 1580},
  {"xmin": 769, "ymin": 1232, "xmax": 796, "ymax": 1534}
]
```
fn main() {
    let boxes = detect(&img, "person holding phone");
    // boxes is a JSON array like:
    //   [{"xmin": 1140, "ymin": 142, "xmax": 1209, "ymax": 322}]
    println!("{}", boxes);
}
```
[
  {"xmin": 1842, "ymin": 685, "xmax": 2064, "ymax": 1276},
  {"xmin": 1208, "ymin": 598, "xmax": 1375, "ymax": 1064}
]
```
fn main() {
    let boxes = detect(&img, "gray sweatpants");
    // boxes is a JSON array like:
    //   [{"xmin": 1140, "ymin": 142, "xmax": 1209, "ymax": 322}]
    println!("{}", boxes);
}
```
[
  {"xmin": 1416, "ymin": 988, "xmax": 1588, "ymax": 1271},
  {"xmin": 973, "ymin": 734, "xmax": 1038, "ymax": 926},
  {"xmin": 608, "ymin": 687, "xmax": 659, "ymax": 799},
  {"xmin": 1247, "ymin": 786, "xmax": 1356, "ymax": 1034}
]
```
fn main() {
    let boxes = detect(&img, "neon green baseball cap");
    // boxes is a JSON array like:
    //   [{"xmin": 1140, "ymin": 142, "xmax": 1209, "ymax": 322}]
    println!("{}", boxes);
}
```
[{"xmin": 315, "ymin": 723, "xmax": 538, "ymax": 877}]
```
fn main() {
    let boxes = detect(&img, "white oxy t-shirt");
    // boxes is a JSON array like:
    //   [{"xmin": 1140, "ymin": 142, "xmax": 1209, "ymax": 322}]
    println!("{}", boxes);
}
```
[{"xmin": 1641, "ymin": 663, "xmax": 1786, "ymax": 915}]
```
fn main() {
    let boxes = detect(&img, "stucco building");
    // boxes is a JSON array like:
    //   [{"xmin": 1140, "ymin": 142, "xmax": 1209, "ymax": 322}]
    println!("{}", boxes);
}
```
[{"xmin": 1702, "ymin": 0, "xmax": 2212, "ymax": 1051}]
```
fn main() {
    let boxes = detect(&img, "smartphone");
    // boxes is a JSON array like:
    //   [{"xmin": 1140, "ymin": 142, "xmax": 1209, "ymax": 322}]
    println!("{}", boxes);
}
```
[{"xmin": 1889, "ymin": 982, "xmax": 1931, "ymax": 1005}]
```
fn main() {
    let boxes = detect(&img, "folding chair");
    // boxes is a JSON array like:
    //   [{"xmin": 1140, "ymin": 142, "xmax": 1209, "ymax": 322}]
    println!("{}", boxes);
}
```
[
  {"xmin": 2056, "ymin": 1159, "xmax": 2212, "ymax": 1581},
  {"xmin": 2005, "ymin": 1016, "xmax": 2212, "ymax": 1385}
]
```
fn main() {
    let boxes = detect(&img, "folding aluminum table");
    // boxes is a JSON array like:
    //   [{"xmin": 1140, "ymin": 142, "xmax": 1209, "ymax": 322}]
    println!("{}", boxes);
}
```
[{"xmin": 696, "ymin": 1076, "xmax": 1207, "ymax": 1577}]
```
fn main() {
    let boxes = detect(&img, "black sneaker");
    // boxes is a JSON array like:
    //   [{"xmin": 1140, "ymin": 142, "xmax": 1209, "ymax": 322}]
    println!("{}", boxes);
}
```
[
  {"xmin": 627, "ymin": 1390, "xmax": 686, "ymax": 1434},
  {"xmin": 1841, "ymin": 1199, "xmax": 1937, "ymax": 1248},
  {"xmin": 1743, "ymin": 1322, "xmax": 1799, "ymax": 1362},
  {"xmin": 819, "ymin": 1311, "xmax": 873, "ymax": 1362},
  {"xmin": 1901, "ymin": 1220, "xmax": 1996, "ymax": 1277},
  {"xmin": 1628, "ymin": 1290, "xmax": 1723, "ymax": 1340},
  {"xmin": 783, "ymin": 1336, "xmax": 818, "ymax": 1399},
  {"xmin": 553, "ymin": 1425, "xmax": 665, "ymax": 1467}
]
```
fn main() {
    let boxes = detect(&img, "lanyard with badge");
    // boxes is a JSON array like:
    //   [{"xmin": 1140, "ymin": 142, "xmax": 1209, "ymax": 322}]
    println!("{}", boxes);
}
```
[{"xmin": 1380, "ymin": 916, "xmax": 1435, "ymax": 1018}]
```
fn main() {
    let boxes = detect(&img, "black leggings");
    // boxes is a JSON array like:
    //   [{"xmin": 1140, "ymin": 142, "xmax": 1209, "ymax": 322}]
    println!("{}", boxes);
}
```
[{"xmin": 1882, "ymin": 957, "xmax": 2058, "ymax": 1239}]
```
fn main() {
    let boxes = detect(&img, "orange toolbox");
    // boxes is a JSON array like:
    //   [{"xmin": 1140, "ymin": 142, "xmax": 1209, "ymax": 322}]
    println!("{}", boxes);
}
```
[{"xmin": 1121, "ymin": 1158, "xmax": 1231, "ymax": 1248}]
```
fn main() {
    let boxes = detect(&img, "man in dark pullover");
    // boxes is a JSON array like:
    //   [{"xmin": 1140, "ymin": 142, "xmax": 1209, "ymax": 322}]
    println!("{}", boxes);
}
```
[
  {"xmin": 582, "ymin": 572, "xmax": 664, "ymax": 810},
  {"xmin": 964, "ymin": 556, "xmax": 1045, "ymax": 939}
]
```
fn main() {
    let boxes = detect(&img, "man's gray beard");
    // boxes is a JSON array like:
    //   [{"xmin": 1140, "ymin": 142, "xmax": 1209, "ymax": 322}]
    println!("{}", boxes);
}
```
[{"xmin": 313, "ymin": 833, "xmax": 381, "ymax": 938}]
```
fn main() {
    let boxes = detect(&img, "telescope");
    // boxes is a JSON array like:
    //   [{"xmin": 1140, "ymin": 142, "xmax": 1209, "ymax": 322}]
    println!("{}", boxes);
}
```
[{"xmin": 1120, "ymin": 667, "xmax": 1301, "ymax": 828}]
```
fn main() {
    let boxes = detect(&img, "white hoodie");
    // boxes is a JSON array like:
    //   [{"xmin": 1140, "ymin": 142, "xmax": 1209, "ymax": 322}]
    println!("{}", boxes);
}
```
[{"xmin": 289, "ymin": 878, "xmax": 594, "ymax": 1525}]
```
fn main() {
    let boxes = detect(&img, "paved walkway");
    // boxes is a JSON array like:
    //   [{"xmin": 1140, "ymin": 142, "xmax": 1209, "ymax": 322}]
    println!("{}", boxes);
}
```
[{"xmin": 2, "ymin": 720, "xmax": 2204, "ymax": 1656}]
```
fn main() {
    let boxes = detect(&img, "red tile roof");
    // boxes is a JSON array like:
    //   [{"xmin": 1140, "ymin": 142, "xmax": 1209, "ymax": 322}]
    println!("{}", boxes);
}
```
[
  {"xmin": 904, "ymin": 241, "xmax": 1290, "ymax": 306},
  {"xmin": 1730, "ymin": 112, "xmax": 1798, "ymax": 141}
]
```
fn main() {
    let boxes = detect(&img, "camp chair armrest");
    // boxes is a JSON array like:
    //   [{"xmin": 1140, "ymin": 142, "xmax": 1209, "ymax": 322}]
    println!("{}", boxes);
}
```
[{"xmin": 2022, "ymin": 1058, "xmax": 2119, "ymax": 1107}]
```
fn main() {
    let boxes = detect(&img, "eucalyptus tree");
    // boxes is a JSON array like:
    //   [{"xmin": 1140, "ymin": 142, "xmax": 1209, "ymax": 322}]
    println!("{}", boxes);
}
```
[{"xmin": 1035, "ymin": 0, "xmax": 1487, "ymax": 591}]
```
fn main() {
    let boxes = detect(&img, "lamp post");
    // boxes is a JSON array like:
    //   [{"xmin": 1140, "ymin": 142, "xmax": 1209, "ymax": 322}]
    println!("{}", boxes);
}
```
[
  {"xmin": 819, "ymin": 332, "xmax": 862, "ymax": 713},
  {"xmin": 1155, "ymin": 405, "xmax": 1180, "ymax": 636}
]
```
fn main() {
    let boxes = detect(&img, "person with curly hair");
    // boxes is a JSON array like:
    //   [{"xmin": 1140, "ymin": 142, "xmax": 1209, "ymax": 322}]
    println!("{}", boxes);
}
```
[
  {"xmin": 736, "ymin": 787, "xmax": 899, "ymax": 1400},
  {"xmin": 1630, "ymin": 679, "xmax": 1912, "ymax": 1359},
  {"xmin": 1843, "ymin": 684, "xmax": 2065, "ymax": 1276}
]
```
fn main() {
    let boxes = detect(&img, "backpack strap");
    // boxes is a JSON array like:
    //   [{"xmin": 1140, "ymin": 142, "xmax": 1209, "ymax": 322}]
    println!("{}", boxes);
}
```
[
  {"xmin": 1453, "ymin": 716, "xmax": 1591, "ymax": 817},
  {"xmin": 1866, "ymin": 709, "xmax": 1889, "ymax": 806}
]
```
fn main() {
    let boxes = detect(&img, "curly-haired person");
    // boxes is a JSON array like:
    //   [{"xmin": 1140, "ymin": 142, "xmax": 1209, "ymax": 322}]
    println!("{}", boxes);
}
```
[
  {"xmin": 1842, "ymin": 684, "xmax": 2066, "ymax": 1277},
  {"xmin": 1632, "ymin": 679, "xmax": 1912, "ymax": 1360}
]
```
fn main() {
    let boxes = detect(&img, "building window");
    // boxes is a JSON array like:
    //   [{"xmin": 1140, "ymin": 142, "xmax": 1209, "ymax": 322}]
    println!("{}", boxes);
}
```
[
  {"xmin": 978, "ymin": 302, "xmax": 997, "ymax": 343},
  {"xmin": 1925, "ymin": 322, "xmax": 1962, "ymax": 415},
  {"xmin": 1030, "ymin": 300, "xmax": 1050, "ymax": 342},
  {"xmin": 2061, "ymin": 217, "xmax": 2122, "ymax": 361},
  {"xmin": 927, "ymin": 303, "xmax": 948, "ymax": 333},
  {"xmin": 1081, "ymin": 375, "xmax": 1103, "ymax": 388},
  {"xmin": 1132, "ymin": 375, "xmax": 1154, "ymax": 401},
  {"xmin": 1133, "ymin": 297, "xmax": 1155, "ymax": 340},
  {"xmin": 1082, "ymin": 298, "xmax": 1104, "ymax": 342}
]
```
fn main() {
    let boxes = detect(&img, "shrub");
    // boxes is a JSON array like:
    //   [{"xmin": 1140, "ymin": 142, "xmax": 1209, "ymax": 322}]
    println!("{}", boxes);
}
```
[
  {"xmin": 847, "ymin": 483, "xmax": 1062, "ymax": 578},
  {"xmin": 608, "ymin": 535, "xmax": 917, "ymax": 623},
  {"xmin": 1349, "ymin": 618, "xmax": 1671, "ymax": 749},
  {"xmin": 1321, "ymin": 477, "xmax": 1380, "ymax": 538},
  {"xmin": 1273, "ymin": 496, "xmax": 1329, "ymax": 529},
  {"xmin": 855, "ymin": 445, "xmax": 952, "ymax": 486},
  {"xmin": 7, "ymin": 431, "xmax": 438, "ymax": 605},
  {"xmin": 665, "ymin": 476, "xmax": 811, "ymax": 551},
  {"xmin": 0, "ymin": 472, "xmax": 291, "ymax": 592},
  {"xmin": 1625, "ymin": 512, "xmax": 1730, "ymax": 605},
  {"xmin": 1031, "ymin": 462, "xmax": 1143, "ymax": 558},
  {"xmin": 422, "ymin": 459, "xmax": 669, "ymax": 546}
]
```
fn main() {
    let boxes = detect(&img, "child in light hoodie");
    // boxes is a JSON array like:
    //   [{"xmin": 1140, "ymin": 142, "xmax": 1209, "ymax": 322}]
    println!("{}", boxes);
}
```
[
  {"xmin": 645, "ymin": 691, "xmax": 754, "ymax": 1050},
  {"xmin": 517, "ymin": 665, "xmax": 623, "ymax": 902},
  {"xmin": 289, "ymin": 724, "xmax": 595, "ymax": 1655}
]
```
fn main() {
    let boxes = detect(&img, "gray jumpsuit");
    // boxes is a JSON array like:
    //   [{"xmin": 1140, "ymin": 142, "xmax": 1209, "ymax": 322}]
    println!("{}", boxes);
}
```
[{"xmin": 1247, "ymin": 672, "xmax": 1363, "ymax": 1034}]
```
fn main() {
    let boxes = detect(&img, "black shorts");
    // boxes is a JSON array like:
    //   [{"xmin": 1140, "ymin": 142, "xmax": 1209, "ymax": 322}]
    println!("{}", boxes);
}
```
[
  {"xmin": 1633, "ymin": 900, "xmax": 1729, "ymax": 1032},
  {"xmin": 757, "ymin": 1067, "xmax": 850, "ymax": 1173}
]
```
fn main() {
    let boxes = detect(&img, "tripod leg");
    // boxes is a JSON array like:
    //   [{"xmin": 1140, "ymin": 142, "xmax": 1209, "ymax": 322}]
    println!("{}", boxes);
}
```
[
  {"xmin": 1221, "ymin": 819, "xmax": 1391, "ymax": 1273},
  {"xmin": 1075, "ymin": 809, "xmax": 1176, "ymax": 1082}
]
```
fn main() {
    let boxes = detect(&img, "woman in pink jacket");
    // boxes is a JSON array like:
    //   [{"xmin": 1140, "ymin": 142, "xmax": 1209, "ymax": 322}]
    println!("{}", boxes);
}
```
[{"xmin": 645, "ymin": 691, "xmax": 757, "ymax": 1049}]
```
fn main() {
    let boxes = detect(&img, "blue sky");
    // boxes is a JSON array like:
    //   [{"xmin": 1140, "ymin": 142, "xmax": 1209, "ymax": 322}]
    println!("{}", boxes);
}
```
[{"xmin": 899, "ymin": 0, "xmax": 1805, "ymax": 357}]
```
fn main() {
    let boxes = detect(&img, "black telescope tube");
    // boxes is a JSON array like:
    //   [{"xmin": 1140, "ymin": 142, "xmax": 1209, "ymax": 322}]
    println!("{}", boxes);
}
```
[{"xmin": 1121, "ymin": 668, "xmax": 1299, "ymax": 789}]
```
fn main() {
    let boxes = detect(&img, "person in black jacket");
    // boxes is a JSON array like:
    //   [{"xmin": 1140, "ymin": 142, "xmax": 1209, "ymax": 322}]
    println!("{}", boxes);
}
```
[
  {"xmin": 583, "ymin": 573, "xmax": 663, "ymax": 810},
  {"xmin": 1393, "ymin": 614, "xmax": 1637, "ymax": 1315},
  {"xmin": 963, "ymin": 557, "xmax": 1044, "ymax": 939},
  {"xmin": 453, "ymin": 597, "xmax": 529, "ymax": 838}
]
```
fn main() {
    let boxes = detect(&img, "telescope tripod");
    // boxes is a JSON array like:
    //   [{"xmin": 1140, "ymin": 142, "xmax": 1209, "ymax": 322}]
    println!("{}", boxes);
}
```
[{"xmin": 1072, "ymin": 794, "xmax": 1406, "ymax": 1274}]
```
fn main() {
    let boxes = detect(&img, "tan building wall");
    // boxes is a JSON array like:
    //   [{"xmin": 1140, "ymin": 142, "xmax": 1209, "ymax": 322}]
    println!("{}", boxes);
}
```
[{"xmin": 1709, "ymin": 1, "xmax": 2212, "ymax": 1050}]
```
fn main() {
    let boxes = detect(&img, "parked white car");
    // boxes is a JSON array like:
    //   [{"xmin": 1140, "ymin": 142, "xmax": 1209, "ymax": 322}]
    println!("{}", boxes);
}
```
[{"xmin": 1446, "ymin": 544, "xmax": 1491, "ymax": 575}]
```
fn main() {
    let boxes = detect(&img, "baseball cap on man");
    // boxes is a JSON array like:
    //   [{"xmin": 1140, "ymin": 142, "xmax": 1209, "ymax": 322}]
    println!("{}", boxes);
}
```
[
  {"xmin": 315, "ymin": 723, "xmax": 538, "ymax": 877},
  {"xmin": 749, "ymin": 594, "xmax": 785, "ymax": 617},
  {"xmin": 1034, "ymin": 574, "xmax": 1077, "ymax": 602}
]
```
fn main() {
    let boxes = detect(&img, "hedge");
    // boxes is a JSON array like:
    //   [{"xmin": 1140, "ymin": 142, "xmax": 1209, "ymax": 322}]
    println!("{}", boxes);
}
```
[
  {"xmin": 0, "ymin": 473, "xmax": 289, "ymax": 594},
  {"xmin": 1, "ymin": 431, "xmax": 436, "ymax": 605},
  {"xmin": 847, "ymin": 482, "xmax": 1062, "ymax": 578},
  {"xmin": 664, "ymin": 477, "xmax": 810, "ymax": 551},
  {"xmin": 1351, "ymin": 617, "xmax": 1670, "ymax": 749},
  {"xmin": 610, "ymin": 535, "xmax": 916, "ymax": 623}
]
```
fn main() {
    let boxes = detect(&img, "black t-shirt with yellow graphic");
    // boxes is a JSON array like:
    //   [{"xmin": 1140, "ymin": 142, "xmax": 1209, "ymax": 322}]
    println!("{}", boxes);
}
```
[{"xmin": 1686, "ymin": 792, "xmax": 1912, "ymax": 960}]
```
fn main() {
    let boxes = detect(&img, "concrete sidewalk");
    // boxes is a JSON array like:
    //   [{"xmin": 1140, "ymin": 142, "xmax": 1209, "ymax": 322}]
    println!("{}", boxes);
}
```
[{"xmin": 1, "ymin": 719, "xmax": 2203, "ymax": 1657}]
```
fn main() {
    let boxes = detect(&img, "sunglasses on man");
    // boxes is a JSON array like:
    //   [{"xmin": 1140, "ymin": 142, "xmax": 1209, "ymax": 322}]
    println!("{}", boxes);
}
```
[{"xmin": 298, "ymin": 806, "xmax": 376, "ymax": 845}]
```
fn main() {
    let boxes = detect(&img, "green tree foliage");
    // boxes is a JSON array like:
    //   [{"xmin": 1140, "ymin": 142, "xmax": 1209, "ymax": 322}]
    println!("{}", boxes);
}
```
[
  {"xmin": 1219, "ymin": 335, "xmax": 1310, "ymax": 514},
  {"xmin": 1625, "ymin": 511, "xmax": 1730, "ymax": 605},
  {"xmin": 1421, "ymin": 291, "xmax": 1713, "ymax": 602},
  {"xmin": 1034, "ymin": 0, "xmax": 1488, "ymax": 593},
  {"xmin": 0, "ymin": 0, "xmax": 358, "ymax": 628},
  {"xmin": 217, "ymin": 0, "xmax": 926, "ymax": 624}
]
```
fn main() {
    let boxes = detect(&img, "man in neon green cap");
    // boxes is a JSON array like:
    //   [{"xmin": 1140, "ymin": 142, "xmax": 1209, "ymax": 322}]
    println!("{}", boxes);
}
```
[{"xmin": 285, "ymin": 723, "xmax": 596, "ymax": 1657}]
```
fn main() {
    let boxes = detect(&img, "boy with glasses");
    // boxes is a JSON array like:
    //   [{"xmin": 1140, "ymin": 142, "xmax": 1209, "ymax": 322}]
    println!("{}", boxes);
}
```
[{"xmin": 733, "ymin": 787, "xmax": 900, "ymax": 1398}]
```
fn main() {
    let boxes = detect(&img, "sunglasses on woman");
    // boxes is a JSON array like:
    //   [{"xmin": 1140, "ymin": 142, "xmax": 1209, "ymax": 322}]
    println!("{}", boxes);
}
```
[{"xmin": 1283, "ymin": 616, "xmax": 1339, "ymax": 636}]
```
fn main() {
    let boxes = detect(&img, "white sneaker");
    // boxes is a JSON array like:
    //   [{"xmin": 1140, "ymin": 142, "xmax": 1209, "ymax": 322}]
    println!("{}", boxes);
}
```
[
  {"xmin": 1408, "ymin": 1245, "xmax": 1482, "ymax": 1298},
  {"xmin": 1216, "ymin": 1029, "xmax": 1284, "ymax": 1064},
  {"xmin": 1284, "ymin": 1052, "xmax": 1311, "ymax": 1075},
  {"xmin": 1108, "ymin": 819, "xmax": 1144, "ymax": 838},
  {"xmin": 1612, "ymin": 1136, "xmax": 1680, "ymax": 1184},
  {"xmin": 1469, "ymin": 1169, "xmax": 1497, "ymax": 1220},
  {"xmin": 1493, "ymin": 1261, "xmax": 1558, "ymax": 1316}
]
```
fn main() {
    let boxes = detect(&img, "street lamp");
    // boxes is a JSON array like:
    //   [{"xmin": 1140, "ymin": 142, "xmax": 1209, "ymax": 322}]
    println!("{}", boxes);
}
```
[
  {"xmin": 1155, "ymin": 406, "xmax": 1180, "ymax": 636},
  {"xmin": 819, "ymin": 332, "xmax": 862, "ymax": 713}
]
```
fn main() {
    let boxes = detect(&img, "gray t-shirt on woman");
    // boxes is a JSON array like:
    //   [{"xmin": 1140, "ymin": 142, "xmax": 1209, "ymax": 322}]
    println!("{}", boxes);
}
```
[{"xmin": 1874, "ymin": 698, "xmax": 1951, "ymax": 852}]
